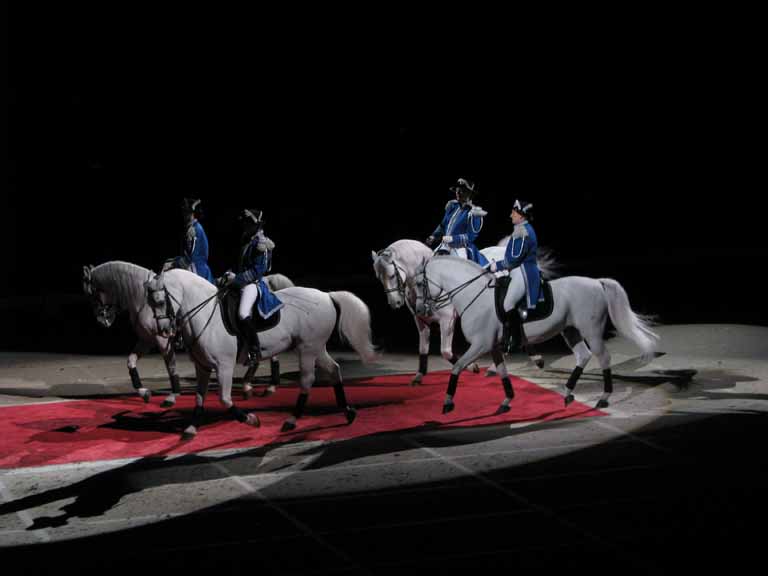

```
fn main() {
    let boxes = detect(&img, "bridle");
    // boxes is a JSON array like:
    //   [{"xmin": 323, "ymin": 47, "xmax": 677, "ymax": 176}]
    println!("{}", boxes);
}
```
[
  {"xmin": 416, "ymin": 260, "xmax": 494, "ymax": 319},
  {"xmin": 145, "ymin": 276, "xmax": 223, "ymax": 350},
  {"xmin": 375, "ymin": 251, "xmax": 417, "ymax": 315}
]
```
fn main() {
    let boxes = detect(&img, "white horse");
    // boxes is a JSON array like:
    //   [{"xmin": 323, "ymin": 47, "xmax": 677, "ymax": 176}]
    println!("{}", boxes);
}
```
[
  {"xmin": 412, "ymin": 256, "xmax": 659, "ymax": 414},
  {"xmin": 371, "ymin": 239, "xmax": 559, "ymax": 384},
  {"xmin": 145, "ymin": 268, "xmax": 379, "ymax": 435},
  {"xmin": 82, "ymin": 262, "xmax": 294, "ymax": 406}
]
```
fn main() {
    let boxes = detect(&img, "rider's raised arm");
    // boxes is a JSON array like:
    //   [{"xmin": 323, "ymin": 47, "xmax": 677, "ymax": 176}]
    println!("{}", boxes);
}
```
[{"xmin": 449, "ymin": 205, "xmax": 485, "ymax": 248}]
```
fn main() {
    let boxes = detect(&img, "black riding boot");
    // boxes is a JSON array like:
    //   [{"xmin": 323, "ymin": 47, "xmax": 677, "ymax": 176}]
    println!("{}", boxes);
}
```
[
  {"xmin": 242, "ymin": 321, "xmax": 262, "ymax": 366},
  {"xmin": 504, "ymin": 311, "xmax": 524, "ymax": 354}
]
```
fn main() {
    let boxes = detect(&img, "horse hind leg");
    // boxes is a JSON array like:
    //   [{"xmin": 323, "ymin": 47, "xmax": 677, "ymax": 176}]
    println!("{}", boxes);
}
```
[
  {"xmin": 318, "ymin": 351, "xmax": 356, "ymax": 425},
  {"xmin": 264, "ymin": 356, "xmax": 280, "ymax": 397},
  {"xmin": 583, "ymin": 331, "xmax": 612, "ymax": 409},
  {"xmin": 282, "ymin": 349, "xmax": 316, "ymax": 432},
  {"xmin": 562, "ymin": 328, "xmax": 592, "ymax": 407}
]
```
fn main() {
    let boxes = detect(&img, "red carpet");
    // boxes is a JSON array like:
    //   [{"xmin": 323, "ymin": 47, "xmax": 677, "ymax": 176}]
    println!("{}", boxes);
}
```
[{"xmin": 0, "ymin": 370, "xmax": 605, "ymax": 469}]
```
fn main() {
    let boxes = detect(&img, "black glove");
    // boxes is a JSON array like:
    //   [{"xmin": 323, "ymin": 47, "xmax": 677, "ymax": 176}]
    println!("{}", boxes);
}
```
[{"xmin": 425, "ymin": 235, "xmax": 437, "ymax": 247}]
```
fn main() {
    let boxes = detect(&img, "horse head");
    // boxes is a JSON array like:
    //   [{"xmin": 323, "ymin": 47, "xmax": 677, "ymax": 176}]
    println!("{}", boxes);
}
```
[
  {"xmin": 371, "ymin": 249, "xmax": 407, "ymax": 310},
  {"xmin": 83, "ymin": 264, "xmax": 118, "ymax": 327}
]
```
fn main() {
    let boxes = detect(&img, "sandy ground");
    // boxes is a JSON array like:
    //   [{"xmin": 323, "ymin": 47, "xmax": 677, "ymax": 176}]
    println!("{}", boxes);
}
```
[{"xmin": 1, "ymin": 324, "xmax": 767, "ymax": 574}]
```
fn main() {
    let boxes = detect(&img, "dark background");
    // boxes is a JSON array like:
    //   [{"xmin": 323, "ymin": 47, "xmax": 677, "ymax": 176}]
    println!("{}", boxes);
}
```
[{"xmin": 4, "ymin": 11, "xmax": 765, "ymax": 354}]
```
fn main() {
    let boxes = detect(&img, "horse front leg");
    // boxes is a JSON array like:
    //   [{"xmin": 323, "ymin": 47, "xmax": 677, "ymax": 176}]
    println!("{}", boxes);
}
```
[
  {"xmin": 491, "ymin": 346, "xmax": 515, "ymax": 414},
  {"xmin": 158, "ymin": 338, "xmax": 182, "ymax": 408},
  {"xmin": 438, "ymin": 310, "xmax": 480, "ymax": 375},
  {"xmin": 218, "ymin": 361, "xmax": 260, "ymax": 428},
  {"xmin": 182, "ymin": 363, "xmax": 211, "ymax": 439},
  {"xmin": 442, "ymin": 339, "xmax": 489, "ymax": 414},
  {"xmin": 411, "ymin": 315, "xmax": 431, "ymax": 386},
  {"xmin": 127, "ymin": 340, "xmax": 152, "ymax": 403}
]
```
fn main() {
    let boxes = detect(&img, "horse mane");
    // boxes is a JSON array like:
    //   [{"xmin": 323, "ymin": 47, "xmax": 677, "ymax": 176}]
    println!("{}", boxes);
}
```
[
  {"xmin": 91, "ymin": 261, "xmax": 155, "ymax": 310},
  {"xmin": 163, "ymin": 268, "xmax": 218, "ymax": 296},
  {"xmin": 376, "ymin": 239, "xmax": 432, "ymax": 275},
  {"xmin": 427, "ymin": 255, "xmax": 485, "ymax": 276}
]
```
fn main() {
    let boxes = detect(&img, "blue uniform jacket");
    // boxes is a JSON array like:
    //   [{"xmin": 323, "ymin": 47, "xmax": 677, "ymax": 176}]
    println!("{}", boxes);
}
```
[
  {"xmin": 431, "ymin": 200, "xmax": 488, "ymax": 265},
  {"xmin": 184, "ymin": 220, "xmax": 214, "ymax": 283},
  {"xmin": 496, "ymin": 221, "xmax": 541, "ymax": 309},
  {"xmin": 232, "ymin": 234, "xmax": 284, "ymax": 319}
]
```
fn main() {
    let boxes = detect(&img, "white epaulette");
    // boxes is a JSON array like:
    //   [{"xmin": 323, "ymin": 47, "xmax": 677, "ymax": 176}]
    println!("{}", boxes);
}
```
[
  {"xmin": 445, "ymin": 199, "xmax": 459, "ymax": 211},
  {"xmin": 511, "ymin": 223, "xmax": 529, "ymax": 238},
  {"xmin": 469, "ymin": 205, "xmax": 487, "ymax": 217},
  {"xmin": 257, "ymin": 236, "xmax": 275, "ymax": 251}
]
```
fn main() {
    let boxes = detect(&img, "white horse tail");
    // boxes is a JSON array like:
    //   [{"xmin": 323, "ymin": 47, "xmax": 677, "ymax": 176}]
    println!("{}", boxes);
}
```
[
  {"xmin": 599, "ymin": 279, "xmax": 660, "ymax": 356},
  {"xmin": 536, "ymin": 246, "xmax": 563, "ymax": 280},
  {"xmin": 329, "ymin": 291, "xmax": 380, "ymax": 363}
]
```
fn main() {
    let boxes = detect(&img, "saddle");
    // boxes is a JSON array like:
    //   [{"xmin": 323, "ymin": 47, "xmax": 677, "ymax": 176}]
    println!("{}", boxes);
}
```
[
  {"xmin": 220, "ymin": 288, "xmax": 281, "ymax": 338},
  {"xmin": 494, "ymin": 275, "xmax": 554, "ymax": 325}
]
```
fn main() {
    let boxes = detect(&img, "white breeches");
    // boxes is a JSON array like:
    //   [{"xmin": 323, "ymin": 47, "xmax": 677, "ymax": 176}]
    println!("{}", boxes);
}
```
[
  {"xmin": 503, "ymin": 267, "xmax": 527, "ymax": 312},
  {"xmin": 239, "ymin": 284, "xmax": 259, "ymax": 320}
]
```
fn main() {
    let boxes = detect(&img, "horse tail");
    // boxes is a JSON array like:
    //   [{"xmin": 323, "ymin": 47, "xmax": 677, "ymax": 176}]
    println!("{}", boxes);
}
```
[
  {"xmin": 329, "ymin": 291, "xmax": 380, "ymax": 363},
  {"xmin": 536, "ymin": 246, "xmax": 563, "ymax": 280},
  {"xmin": 599, "ymin": 279, "xmax": 660, "ymax": 356}
]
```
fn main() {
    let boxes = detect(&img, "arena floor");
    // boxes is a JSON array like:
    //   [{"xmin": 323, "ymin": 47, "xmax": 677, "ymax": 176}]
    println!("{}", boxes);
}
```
[{"xmin": 1, "ymin": 324, "xmax": 767, "ymax": 575}]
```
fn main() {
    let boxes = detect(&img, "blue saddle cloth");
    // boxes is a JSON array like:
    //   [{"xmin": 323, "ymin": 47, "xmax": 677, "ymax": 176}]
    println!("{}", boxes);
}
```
[{"xmin": 255, "ymin": 278, "xmax": 284, "ymax": 319}]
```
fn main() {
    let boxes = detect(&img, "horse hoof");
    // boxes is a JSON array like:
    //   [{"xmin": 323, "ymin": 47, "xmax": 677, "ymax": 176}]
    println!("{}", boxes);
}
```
[
  {"xmin": 471, "ymin": 363, "xmax": 480, "ymax": 374},
  {"xmin": 182, "ymin": 425, "xmax": 197, "ymax": 440},
  {"xmin": 442, "ymin": 402, "xmax": 455, "ymax": 415},
  {"xmin": 281, "ymin": 420, "xmax": 296, "ymax": 433},
  {"xmin": 564, "ymin": 394, "xmax": 575, "ymax": 406},
  {"xmin": 246, "ymin": 413, "xmax": 261, "ymax": 427},
  {"xmin": 495, "ymin": 404, "xmax": 511, "ymax": 415},
  {"xmin": 532, "ymin": 357, "xmax": 545, "ymax": 369},
  {"xmin": 259, "ymin": 386, "xmax": 276, "ymax": 398},
  {"xmin": 345, "ymin": 407, "xmax": 357, "ymax": 425},
  {"xmin": 140, "ymin": 390, "xmax": 151, "ymax": 403},
  {"xmin": 410, "ymin": 375, "xmax": 423, "ymax": 386},
  {"xmin": 160, "ymin": 399, "xmax": 176, "ymax": 409},
  {"xmin": 596, "ymin": 399, "xmax": 609, "ymax": 409},
  {"xmin": 243, "ymin": 386, "xmax": 253, "ymax": 400},
  {"xmin": 485, "ymin": 368, "xmax": 497, "ymax": 377}
]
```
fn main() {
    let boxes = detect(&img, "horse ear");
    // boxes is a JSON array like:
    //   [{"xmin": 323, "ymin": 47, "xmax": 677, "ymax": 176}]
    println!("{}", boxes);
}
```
[{"xmin": 371, "ymin": 250, "xmax": 378, "ymax": 263}]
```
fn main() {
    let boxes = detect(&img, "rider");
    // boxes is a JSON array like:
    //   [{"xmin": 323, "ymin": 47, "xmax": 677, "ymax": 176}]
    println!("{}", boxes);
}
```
[
  {"xmin": 175, "ymin": 198, "xmax": 215, "ymax": 284},
  {"xmin": 426, "ymin": 178, "xmax": 488, "ymax": 265},
  {"xmin": 485, "ymin": 199, "xmax": 541, "ymax": 352},
  {"xmin": 223, "ymin": 209, "xmax": 284, "ymax": 366}
]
